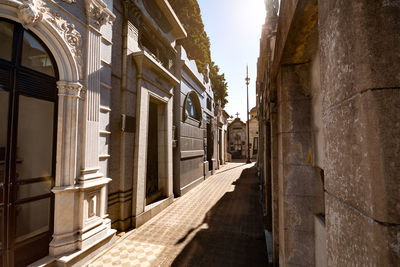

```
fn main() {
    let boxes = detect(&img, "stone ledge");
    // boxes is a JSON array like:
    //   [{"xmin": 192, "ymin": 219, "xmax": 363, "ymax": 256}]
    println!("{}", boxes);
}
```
[
  {"xmin": 180, "ymin": 150, "xmax": 204, "ymax": 159},
  {"xmin": 133, "ymin": 195, "xmax": 174, "ymax": 228}
]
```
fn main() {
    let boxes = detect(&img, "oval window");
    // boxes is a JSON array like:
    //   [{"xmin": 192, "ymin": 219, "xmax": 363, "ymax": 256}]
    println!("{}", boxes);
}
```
[{"xmin": 184, "ymin": 92, "xmax": 201, "ymax": 121}]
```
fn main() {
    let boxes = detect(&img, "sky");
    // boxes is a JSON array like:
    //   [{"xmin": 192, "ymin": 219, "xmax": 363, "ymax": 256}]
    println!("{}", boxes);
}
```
[{"xmin": 198, "ymin": 0, "xmax": 266, "ymax": 122}]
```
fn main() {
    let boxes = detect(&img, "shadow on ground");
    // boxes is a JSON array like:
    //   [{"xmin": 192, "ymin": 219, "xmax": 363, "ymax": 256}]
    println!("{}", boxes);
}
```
[{"xmin": 171, "ymin": 165, "xmax": 268, "ymax": 267}]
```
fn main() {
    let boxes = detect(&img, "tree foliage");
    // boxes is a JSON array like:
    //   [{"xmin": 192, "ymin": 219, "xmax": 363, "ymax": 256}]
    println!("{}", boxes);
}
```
[
  {"xmin": 209, "ymin": 61, "xmax": 228, "ymax": 108},
  {"xmin": 170, "ymin": 0, "xmax": 228, "ymax": 108}
]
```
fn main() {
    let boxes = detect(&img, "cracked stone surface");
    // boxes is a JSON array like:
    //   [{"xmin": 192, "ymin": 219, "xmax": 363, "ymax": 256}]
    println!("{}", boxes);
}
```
[{"xmin": 88, "ymin": 162, "xmax": 268, "ymax": 267}]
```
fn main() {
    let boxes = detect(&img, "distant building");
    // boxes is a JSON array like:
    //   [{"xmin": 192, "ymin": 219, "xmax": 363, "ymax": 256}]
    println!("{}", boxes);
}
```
[{"xmin": 228, "ymin": 118, "xmax": 247, "ymax": 159}]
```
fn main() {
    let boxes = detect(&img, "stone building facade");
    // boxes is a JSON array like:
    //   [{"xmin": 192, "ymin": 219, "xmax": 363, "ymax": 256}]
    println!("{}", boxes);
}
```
[
  {"xmin": 248, "ymin": 107, "xmax": 259, "ymax": 159},
  {"xmin": 228, "ymin": 118, "xmax": 246, "ymax": 159},
  {"xmin": 216, "ymin": 107, "xmax": 229, "ymax": 165},
  {"xmin": 257, "ymin": 0, "xmax": 400, "ymax": 266},
  {"xmin": 107, "ymin": 0, "xmax": 186, "ymax": 231},
  {"xmin": 0, "ymin": 0, "xmax": 228, "ymax": 265},
  {"xmin": 173, "ymin": 46, "xmax": 216, "ymax": 196},
  {"xmin": 202, "ymin": 69, "xmax": 218, "ymax": 177},
  {"xmin": 0, "ymin": 0, "xmax": 116, "ymax": 266}
]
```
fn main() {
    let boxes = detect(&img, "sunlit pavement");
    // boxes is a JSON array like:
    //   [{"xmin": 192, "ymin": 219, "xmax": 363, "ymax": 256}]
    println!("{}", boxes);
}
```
[{"xmin": 87, "ymin": 162, "xmax": 268, "ymax": 267}]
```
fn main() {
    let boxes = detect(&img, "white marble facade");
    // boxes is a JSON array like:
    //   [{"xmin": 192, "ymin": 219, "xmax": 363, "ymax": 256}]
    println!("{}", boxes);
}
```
[{"xmin": 0, "ymin": 0, "xmax": 116, "ymax": 266}]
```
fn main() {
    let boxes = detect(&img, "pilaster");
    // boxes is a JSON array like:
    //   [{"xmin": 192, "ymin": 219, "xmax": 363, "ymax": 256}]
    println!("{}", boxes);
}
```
[
  {"xmin": 50, "ymin": 81, "xmax": 84, "ymax": 256},
  {"xmin": 50, "ymin": 0, "xmax": 116, "ymax": 258}
]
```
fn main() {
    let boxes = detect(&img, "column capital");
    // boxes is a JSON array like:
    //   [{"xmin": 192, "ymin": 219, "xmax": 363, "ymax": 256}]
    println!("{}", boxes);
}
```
[{"xmin": 57, "ymin": 81, "xmax": 85, "ymax": 98}]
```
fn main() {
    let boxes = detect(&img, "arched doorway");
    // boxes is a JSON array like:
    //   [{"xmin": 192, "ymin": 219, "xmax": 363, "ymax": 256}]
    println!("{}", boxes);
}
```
[{"xmin": 0, "ymin": 18, "xmax": 58, "ymax": 267}]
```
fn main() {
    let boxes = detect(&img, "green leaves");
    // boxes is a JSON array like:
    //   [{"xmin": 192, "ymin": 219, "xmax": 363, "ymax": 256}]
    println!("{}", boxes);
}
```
[{"xmin": 170, "ymin": 0, "xmax": 228, "ymax": 108}]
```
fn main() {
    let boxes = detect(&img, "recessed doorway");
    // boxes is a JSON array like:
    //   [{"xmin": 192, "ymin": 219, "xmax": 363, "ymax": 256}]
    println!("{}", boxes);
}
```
[
  {"xmin": 145, "ymin": 98, "xmax": 169, "ymax": 206},
  {"xmin": 146, "ymin": 101, "xmax": 160, "ymax": 204}
]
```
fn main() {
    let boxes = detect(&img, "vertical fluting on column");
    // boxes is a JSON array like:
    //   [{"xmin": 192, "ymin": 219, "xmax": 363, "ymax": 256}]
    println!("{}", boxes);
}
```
[
  {"xmin": 55, "ymin": 81, "xmax": 83, "ymax": 186},
  {"xmin": 80, "ymin": 28, "xmax": 102, "ymax": 181},
  {"xmin": 50, "ymin": 81, "xmax": 84, "ymax": 256}
]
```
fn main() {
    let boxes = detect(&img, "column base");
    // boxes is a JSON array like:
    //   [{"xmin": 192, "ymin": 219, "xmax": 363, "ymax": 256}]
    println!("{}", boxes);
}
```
[
  {"xmin": 49, "ymin": 177, "xmax": 114, "ymax": 263},
  {"xmin": 31, "ymin": 228, "xmax": 116, "ymax": 267}
]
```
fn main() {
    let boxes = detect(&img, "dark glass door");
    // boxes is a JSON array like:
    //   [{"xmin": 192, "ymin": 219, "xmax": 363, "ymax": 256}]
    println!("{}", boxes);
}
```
[
  {"xmin": 146, "ymin": 101, "xmax": 159, "ymax": 203},
  {"xmin": 0, "ymin": 18, "xmax": 57, "ymax": 267}
]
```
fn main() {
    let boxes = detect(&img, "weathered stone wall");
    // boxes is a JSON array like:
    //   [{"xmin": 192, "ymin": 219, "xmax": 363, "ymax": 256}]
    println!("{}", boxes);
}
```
[
  {"xmin": 319, "ymin": 0, "xmax": 400, "ymax": 265},
  {"xmin": 258, "ymin": 0, "xmax": 400, "ymax": 266}
]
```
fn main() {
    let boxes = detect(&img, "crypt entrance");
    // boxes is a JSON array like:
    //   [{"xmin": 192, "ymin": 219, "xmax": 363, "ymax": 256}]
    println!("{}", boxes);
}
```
[
  {"xmin": 145, "ymin": 98, "xmax": 168, "ymax": 206},
  {"xmin": 0, "ymin": 19, "xmax": 57, "ymax": 267},
  {"xmin": 146, "ymin": 101, "xmax": 160, "ymax": 204}
]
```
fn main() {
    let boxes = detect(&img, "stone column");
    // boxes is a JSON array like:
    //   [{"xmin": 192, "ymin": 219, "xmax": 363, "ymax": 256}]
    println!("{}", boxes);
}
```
[
  {"xmin": 50, "ymin": 81, "xmax": 83, "ymax": 256},
  {"xmin": 319, "ymin": 1, "xmax": 400, "ymax": 265}
]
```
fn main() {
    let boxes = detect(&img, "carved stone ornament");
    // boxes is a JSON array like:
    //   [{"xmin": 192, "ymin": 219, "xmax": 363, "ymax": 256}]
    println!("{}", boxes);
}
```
[
  {"xmin": 57, "ymin": 81, "xmax": 85, "ymax": 98},
  {"xmin": 18, "ymin": 0, "xmax": 46, "ymax": 27},
  {"xmin": 17, "ymin": 0, "xmax": 83, "ymax": 79},
  {"xmin": 47, "ymin": 12, "xmax": 83, "ymax": 78},
  {"xmin": 266, "ymin": 0, "xmax": 279, "ymax": 17},
  {"xmin": 86, "ymin": 0, "xmax": 115, "ymax": 28}
]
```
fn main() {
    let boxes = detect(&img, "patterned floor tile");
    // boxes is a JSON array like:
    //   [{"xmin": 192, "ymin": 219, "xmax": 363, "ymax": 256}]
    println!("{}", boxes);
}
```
[{"xmin": 88, "ymin": 162, "xmax": 268, "ymax": 267}]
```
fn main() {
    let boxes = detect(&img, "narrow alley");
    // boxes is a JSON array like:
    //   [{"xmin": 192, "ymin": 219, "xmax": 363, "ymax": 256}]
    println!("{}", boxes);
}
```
[{"xmin": 88, "ymin": 162, "xmax": 268, "ymax": 267}]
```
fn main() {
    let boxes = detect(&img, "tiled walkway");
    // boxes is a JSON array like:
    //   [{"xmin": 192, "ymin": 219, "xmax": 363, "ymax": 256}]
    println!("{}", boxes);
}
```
[{"xmin": 88, "ymin": 162, "xmax": 268, "ymax": 267}]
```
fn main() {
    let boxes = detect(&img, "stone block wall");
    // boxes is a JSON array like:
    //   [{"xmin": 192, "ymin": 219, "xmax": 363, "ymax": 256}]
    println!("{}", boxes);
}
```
[
  {"xmin": 319, "ymin": 0, "xmax": 400, "ymax": 265},
  {"xmin": 277, "ymin": 63, "xmax": 324, "ymax": 266},
  {"xmin": 258, "ymin": 0, "xmax": 400, "ymax": 266}
]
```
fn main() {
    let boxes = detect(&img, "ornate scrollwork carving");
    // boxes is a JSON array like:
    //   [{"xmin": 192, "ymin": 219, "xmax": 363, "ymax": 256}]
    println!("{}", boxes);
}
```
[
  {"xmin": 17, "ymin": 0, "xmax": 83, "ymax": 79},
  {"xmin": 47, "ymin": 12, "xmax": 83, "ymax": 78}
]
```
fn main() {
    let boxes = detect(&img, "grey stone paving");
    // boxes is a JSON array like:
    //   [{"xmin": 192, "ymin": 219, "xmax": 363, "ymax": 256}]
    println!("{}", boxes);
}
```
[{"xmin": 88, "ymin": 162, "xmax": 268, "ymax": 267}]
